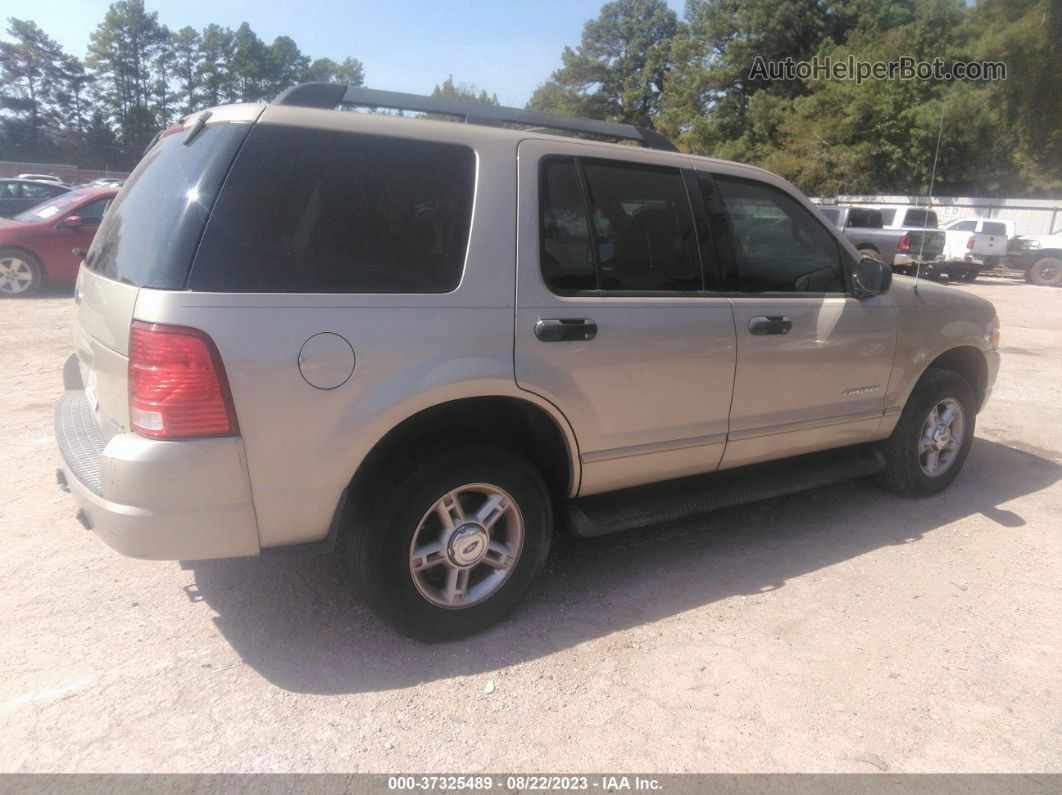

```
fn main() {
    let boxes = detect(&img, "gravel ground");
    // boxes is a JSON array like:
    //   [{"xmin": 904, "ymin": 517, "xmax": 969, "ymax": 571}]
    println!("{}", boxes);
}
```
[{"xmin": 1, "ymin": 275, "xmax": 1059, "ymax": 773}]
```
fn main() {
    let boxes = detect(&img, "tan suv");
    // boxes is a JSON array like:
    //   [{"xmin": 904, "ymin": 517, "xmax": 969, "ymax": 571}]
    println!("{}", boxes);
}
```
[{"xmin": 55, "ymin": 85, "xmax": 1001, "ymax": 640}]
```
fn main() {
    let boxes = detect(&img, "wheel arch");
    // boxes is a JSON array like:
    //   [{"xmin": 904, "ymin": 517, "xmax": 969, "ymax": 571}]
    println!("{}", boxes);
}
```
[
  {"xmin": 347, "ymin": 395, "xmax": 579, "ymax": 505},
  {"xmin": 921, "ymin": 345, "xmax": 989, "ymax": 412}
]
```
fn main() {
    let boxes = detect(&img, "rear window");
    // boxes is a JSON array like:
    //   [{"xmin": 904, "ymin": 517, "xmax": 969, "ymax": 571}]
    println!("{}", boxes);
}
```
[
  {"xmin": 818, "ymin": 207, "xmax": 840, "ymax": 224},
  {"xmin": 187, "ymin": 125, "xmax": 476, "ymax": 293},
  {"xmin": 847, "ymin": 208, "xmax": 884, "ymax": 228},
  {"xmin": 982, "ymin": 221, "xmax": 1008, "ymax": 236},
  {"xmin": 86, "ymin": 122, "xmax": 253, "ymax": 288},
  {"xmin": 904, "ymin": 209, "xmax": 938, "ymax": 228}
]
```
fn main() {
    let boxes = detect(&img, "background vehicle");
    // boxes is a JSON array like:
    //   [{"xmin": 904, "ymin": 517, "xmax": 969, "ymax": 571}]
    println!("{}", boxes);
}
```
[
  {"xmin": 939, "ymin": 217, "xmax": 1013, "ymax": 281},
  {"xmin": 0, "ymin": 179, "xmax": 70, "ymax": 218},
  {"xmin": 871, "ymin": 205, "xmax": 940, "ymax": 230},
  {"xmin": 16, "ymin": 173, "xmax": 64, "ymax": 184},
  {"xmin": 819, "ymin": 205, "xmax": 945, "ymax": 273},
  {"xmin": 0, "ymin": 187, "xmax": 116, "ymax": 296},
  {"xmin": 1005, "ymin": 227, "xmax": 1062, "ymax": 286},
  {"xmin": 54, "ymin": 87, "xmax": 999, "ymax": 641}
]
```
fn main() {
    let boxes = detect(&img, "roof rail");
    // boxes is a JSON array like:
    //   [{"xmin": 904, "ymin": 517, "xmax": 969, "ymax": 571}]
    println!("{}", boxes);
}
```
[{"xmin": 271, "ymin": 83, "xmax": 678, "ymax": 152}]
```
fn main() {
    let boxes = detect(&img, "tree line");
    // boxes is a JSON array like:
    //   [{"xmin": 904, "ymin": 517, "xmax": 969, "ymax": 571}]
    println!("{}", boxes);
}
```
[
  {"xmin": 528, "ymin": 0, "xmax": 1060, "ymax": 197},
  {"xmin": 1, "ymin": 0, "xmax": 1058, "ymax": 197},
  {"xmin": 0, "ymin": 0, "xmax": 366, "ymax": 168}
]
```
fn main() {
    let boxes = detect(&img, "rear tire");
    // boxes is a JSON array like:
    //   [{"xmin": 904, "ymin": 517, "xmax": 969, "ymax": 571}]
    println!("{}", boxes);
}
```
[
  {"xmin": 878, "ymin": 369, "xmax": 976, "ymax": 497},
  {"xmin": 0, "ymin": 249, "xmax": 44, "ymax": 297},
  {"xmin": 958, "ymin": 269, "xmax": 978, "ymax": 283},
  {"xmin": 1027, "ymin": 257, "xmax": 1062, "ymax": 286},
  {"xmin": 348, "ymin": 443, "xmax": 552, "ymax": 641}
]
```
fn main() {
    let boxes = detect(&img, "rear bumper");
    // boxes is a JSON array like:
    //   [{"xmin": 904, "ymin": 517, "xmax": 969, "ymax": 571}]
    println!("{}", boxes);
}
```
[{"xmin": 54, "ymin": 389, "xmax": 260, "ymax": 560}]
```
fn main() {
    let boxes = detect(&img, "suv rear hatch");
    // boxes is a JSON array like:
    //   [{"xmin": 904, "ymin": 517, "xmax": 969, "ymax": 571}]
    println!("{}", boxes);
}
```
[{"xmin": 73, "ymin": 105, "xmax": 261, "ymax": 441}]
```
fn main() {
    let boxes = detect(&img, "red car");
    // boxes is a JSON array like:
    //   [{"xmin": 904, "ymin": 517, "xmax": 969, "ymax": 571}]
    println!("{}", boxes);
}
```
[{"xmin": 0, "ymin": 187, "xmax": 118, "ymax": 296}]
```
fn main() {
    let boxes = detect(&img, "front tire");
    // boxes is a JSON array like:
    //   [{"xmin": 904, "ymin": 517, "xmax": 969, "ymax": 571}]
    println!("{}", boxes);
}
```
[
  {"xmin": 0, "ymin": 249, "xmax": 44, "ymax": 297},
  {"xmin": 349, "ymin": 444, "xmax": 552, "ymax": 641},
  {"xmin": 1027, "ymin": 257, "xmax": 1062, "ymax": 286},
  {"xmin": 879, "ymin": 369, "xmax": 976, "ymax": 497}
]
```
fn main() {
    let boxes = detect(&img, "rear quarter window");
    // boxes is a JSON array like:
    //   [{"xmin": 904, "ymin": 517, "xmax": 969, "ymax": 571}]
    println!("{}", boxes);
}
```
[{"xmin": 188, "ymin": 125, "xmax": 476, "ymax": 293}]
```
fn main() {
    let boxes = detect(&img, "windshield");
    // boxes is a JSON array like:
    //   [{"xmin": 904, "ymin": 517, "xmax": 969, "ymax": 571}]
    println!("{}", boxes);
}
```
[{"xmin": 14, "ymin": 191, "xmax": 90, "ymax": 223}]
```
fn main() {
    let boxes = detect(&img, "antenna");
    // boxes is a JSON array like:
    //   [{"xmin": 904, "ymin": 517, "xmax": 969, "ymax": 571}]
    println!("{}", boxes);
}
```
[{"xmin": 914, "ymin": 107, "xmax": 946, "ymax": 294}]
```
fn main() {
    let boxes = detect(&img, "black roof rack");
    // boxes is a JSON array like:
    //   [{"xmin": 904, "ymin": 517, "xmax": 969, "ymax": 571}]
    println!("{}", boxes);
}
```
[{"xmin": 271, "ymin": 83, "xmax": 677, "ymax": 152}]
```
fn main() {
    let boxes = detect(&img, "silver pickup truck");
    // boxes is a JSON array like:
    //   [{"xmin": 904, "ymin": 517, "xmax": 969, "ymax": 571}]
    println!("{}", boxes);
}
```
[{"xmin": 819, "ymin": 205, "xmax": 945, "ymax": 276}]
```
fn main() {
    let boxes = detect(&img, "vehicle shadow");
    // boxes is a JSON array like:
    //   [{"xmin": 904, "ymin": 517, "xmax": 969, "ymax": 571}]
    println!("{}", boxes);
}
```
[{"xmin": 185, "ymin": 438, "xmax": 1059, "ymax": 694}]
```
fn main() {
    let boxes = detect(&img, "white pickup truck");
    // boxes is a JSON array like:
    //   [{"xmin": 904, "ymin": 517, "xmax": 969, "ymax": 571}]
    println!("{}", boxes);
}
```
[{"xmin": 939, "ymin": 218, "xmax": 1013, "ymax": 281}]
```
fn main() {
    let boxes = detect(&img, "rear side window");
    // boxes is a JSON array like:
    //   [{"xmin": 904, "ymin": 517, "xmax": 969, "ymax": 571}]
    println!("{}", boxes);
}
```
[
  {"xmin": 87, "ymin": 122, "xmax": 253, "ymax": 288},
  {"xmin": 540, "ymin": 158, "xmax": 596, "ymax": 292},
  {"xmin": 538, "ymin": 157, "xmax": 701, "ymax": 293},
  {"xmin": 189, "ymin": 126, "xmax": 476, "ymax": 293},
  {"xmin": 982, "ymin": 221, "xmax": 1007, "ymax": 236},
  {"xmin": 950, "ymin": 220, "xmax": 976, "ymax": 231}
]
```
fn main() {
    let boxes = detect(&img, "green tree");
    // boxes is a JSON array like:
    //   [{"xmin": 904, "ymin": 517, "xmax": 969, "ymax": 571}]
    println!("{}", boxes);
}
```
[
  {"xmin": 87, "ymin": 0, "xmax": 168, "ymax": 154},
  {"xmin": 198, "ymin": 24, "xmax": 234, "ymax": 107},
  {"xmin": 229, "ymin": 22, "xmax": 269, "ymax": 101},
  {"xmin": 265, "ymin": 36, "xmax": 309, "ymax": 98},
  {"xmin": 529, "ymin": 0, "xmax": 677, "ymax": 126},
  {"xmin": 172, "ymin": 26, "xmax": 202, "ymax": 114},
  {"xmin": 305, "ymin": 56, "xmax": 365, "ymax": 85},
  {"xmin": 0, "ymin": 18, "xmax": 65, "ymax": 158},
  {"xmin": 432, "ymin": 75, "xmax": 498, "ymax": 105},
  {"xmin": 967, "ymin": 0, "xmax": 1061, "ymax": 191}
]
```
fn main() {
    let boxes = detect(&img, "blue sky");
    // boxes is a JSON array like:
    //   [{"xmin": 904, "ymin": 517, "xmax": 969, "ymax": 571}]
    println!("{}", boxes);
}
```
[{"xmin": 21, "ymin": 0, "xmax": 686, "ymax": 106}]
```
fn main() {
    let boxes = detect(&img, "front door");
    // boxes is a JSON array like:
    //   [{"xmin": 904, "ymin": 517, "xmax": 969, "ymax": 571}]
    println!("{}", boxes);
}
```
[
  {"xmin": 514, "ymin": 140, "xmax": 736, "ymax": 495},
  {"xmin": 697, "ymin": 169, "xmax": 897, "ymax": 469}
]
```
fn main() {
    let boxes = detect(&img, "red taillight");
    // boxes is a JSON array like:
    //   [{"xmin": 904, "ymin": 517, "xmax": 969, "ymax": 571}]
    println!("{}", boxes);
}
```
[
  {"xmin": 897, "ymin": 233, "xmax": 911, "ymax": 252},
  {"xmin": 967, "ymin": 235, "xmax": 975, "ymax": 250},
  {"xmin": 128, "ymin": 321, "xmax": 238, "ymax": 439}
]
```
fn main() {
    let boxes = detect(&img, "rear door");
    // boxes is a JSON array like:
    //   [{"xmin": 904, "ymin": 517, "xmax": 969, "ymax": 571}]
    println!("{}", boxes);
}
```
[
  {"xmin": 697, "ymin": 169, "xmax": 897, "ymax": 469},
  {"xmin": 514, "ymin": 140, "xmax": 736, "ymax": 495}
]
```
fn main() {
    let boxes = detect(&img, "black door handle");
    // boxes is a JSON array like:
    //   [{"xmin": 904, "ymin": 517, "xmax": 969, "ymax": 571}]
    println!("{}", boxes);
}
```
[
  {"xmin": 535, "ymin": 318, "xmax": 598, "ymax": 342},
  {"xmin": 748, "ymin": 315, "xmax": 792, "ymax": 335}
]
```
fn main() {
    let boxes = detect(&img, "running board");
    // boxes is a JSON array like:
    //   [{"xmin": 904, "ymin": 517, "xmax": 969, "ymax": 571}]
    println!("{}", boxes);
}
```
[{"xmin": 564, "ymin": 445, "xmax": 886, "ymax": 537}]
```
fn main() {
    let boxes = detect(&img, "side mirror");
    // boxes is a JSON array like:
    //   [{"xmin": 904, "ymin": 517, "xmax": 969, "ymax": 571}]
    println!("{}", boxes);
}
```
[
  {"xmin": 851, "ymin": 255, "xmax": 892, "ymax": 299},
  {"xmin": 61, "ymin": 215, "xmax": 83, "ymax": 228}
]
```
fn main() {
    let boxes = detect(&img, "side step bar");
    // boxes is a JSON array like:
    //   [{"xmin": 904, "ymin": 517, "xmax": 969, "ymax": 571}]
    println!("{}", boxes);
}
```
[{"xmin": 564, "ymin": 445, "xmax": 886, "ymax": 537}]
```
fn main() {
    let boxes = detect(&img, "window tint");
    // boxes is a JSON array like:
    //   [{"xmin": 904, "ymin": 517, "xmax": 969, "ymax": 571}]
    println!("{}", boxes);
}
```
[
  {"xmin": 190, "ymin": 126, "xmax": 475, "ymax": 293},
  {"xmin": 950, "ymin": 220, "xmax": 976, "ymax": 231},
  {"xmin": 818, "ymin": 207, "xmax": 840, "ymax": 225},
  {"xmin": 580, "ymin": 160, "xmax": 700, "ymax": 291},
  {"xmin": 982, "ymin": 221, "xmax": 1007, "ymax": 236},
  {"xmin": 848, "ymin": 208, "xmax": 883, "ymax": 228},
  {"xmin": 22, "ymin": 182, "xmax": 56, "ymax": 199},
  {"xmin": 0, "ymin": 182, "xmax": 17, "ymax": 198},
  {"xmin": 540, "ymin": 159, "xmax": 596, "ymax": 292},
  {"xmin": 77, "ymin": 197, "xmax": 112, "ymax": 224},
  {"xmin": 713, "ymin": 176, "xmax": 844, "ymax": 293},
  {"xmin": 88, "ymin": 122, "xmax": 252, "ymax": 288},
  {"xmin": 904, "ymin": 209, "xmax": 937, "ymax": 228}
]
